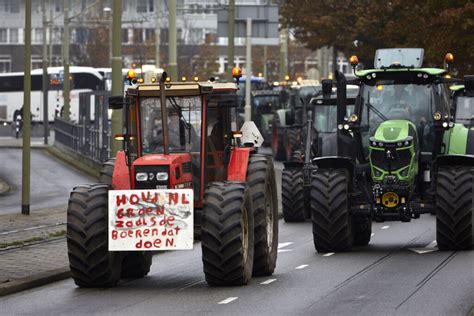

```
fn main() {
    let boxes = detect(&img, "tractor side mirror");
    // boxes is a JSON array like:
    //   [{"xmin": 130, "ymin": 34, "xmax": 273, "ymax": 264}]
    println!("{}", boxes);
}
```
[
  {"xmin": 322, "ymin": 79, "xmax": 333, "ymax": 98},
  {"xmin": 465, "ymin": 75, "xmax": 474, "ymax": 97},
  {"xmin": 108, "ymin": 96, "xmax": 132, "ymax": 110}
]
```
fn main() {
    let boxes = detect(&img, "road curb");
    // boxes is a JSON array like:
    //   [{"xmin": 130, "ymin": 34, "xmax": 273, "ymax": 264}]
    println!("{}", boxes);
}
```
[
  {"xmin": 0, "ymin": 267, "xmax": 70, "ymax": 297},
  {"xmin": 0, "ymin": 178, "xmax": 10, "ymax": 194}
]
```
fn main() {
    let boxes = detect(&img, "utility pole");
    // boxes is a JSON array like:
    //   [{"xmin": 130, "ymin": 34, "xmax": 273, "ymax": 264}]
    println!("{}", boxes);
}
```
[
  {"xmin": 155, "ymin": 0, "xmax": 161, "ymax": 68},
  {"xmin": 111, "ymin": 0, "xmax": 123, "ymax": 155},
  {"xmin": 22, "ymin": 0, "xmax": 32, "ymax": 215},
  {"xmin": 279, "ymin": 27, "xmax": 288, "ymax": 80},
  {"xmin": 62, "ymin": 0, "xmax": 70, "ymax": 120},
  {"xmin": 226, "ymin": 0, "xmax": 235, "ymax": 81},
  {"xmin": 244, "ymin": 18, "xmax": 252, "ymax": 122},
  {"xmin": 263, "ymin": 45, "xmax": 267, "ymax": 79},
  {"xmin": 168, "ymin": 0, "xmax": 177, "ymax": 80},
  {"xmin": 49, "ymin": 4, "xmax": 53, "ymax": 66},
  {"xmin": 42, "ymin": 0, "xmax": 49, "ymax": 144}
]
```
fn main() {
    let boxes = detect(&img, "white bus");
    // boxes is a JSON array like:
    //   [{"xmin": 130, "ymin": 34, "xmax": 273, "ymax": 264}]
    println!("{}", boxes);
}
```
[{"xmin": 0, "ymin": 66, "xmax": 104, "ymax": 123}]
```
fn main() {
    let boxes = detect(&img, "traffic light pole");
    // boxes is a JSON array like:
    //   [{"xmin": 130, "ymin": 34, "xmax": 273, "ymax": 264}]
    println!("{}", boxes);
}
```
[
  {"xmin": 111, "ymin": 0, "xmax": 123, "ymax": 155},
  {"xmin": 168, "ymin": 0, "xmax": 177, "ymax": 80},
  {"xmin": 22, "ymin": 0, "xmax": 32, "ymax": 215},
  {"xmin": 244, "ymin": 18, "xmax": 252, "ymax": 122},
  {"xmin": 226, "ymin": 0, "xmax": 235, "ymax": 81},
  {"xmin": 42, "ymin": 0, "xmax": 49, "ymax": 144},
  {"xmin": 62, "ymin": 0, "xmax": 70, "ymax": 120}
]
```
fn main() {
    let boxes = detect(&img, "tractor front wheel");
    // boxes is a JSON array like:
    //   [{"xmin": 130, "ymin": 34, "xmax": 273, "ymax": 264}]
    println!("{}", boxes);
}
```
[
  {"xmin": 247, "ymin": 155, "xmax": 278, "ymax": 276},
  {"xmin": 282, "ymin": 169, "xmax": 308, "ymax": 222},
  {"xmin": 436, "ymin": 165, "xmax": 473, "ymax": 250},
  {"xmin": 311, "ymin": 169, "xmax": 353, "ymax": 253},
  {"xmin": 67, "ymin": 184, "xmax": 122, "ymax": 287},
  {"xmin": 285, "ymin": 128, "xmax": 302, "ymax": 161},
  {"xmin": 201, "ymin": 182, "xmax": 255, "ymax": 286}
]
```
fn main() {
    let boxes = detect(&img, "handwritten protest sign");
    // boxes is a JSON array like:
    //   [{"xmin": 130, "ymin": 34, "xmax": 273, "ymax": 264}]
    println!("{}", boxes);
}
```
[{"xmin": 108, "ymin": 189, "xmax": 193, "ymax": 251}]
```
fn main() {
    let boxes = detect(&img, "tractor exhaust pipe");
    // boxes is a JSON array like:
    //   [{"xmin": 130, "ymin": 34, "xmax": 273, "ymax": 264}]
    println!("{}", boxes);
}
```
[{"xmin": 160, "ymin": 72, "xmax": 170, "ymax": 155}]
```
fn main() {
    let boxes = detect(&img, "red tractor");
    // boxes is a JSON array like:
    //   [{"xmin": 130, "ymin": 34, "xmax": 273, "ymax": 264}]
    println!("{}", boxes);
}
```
[{"xmin": 66, "ymin": 72, "xmax": 278, "ymax": 287}]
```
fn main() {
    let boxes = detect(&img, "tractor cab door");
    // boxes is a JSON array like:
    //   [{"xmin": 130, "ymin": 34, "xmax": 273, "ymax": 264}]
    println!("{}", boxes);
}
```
[{"xmin": 204, "ymin": 93, "xmax": 236, "ymax": 184}]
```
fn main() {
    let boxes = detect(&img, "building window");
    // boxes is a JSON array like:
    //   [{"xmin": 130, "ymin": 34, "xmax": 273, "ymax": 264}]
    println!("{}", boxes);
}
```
[
  {"xmin": 0, "ymin": 29, "xmax": 7, "ymax": 43},
  {"xmin": 4, "ymin": 0, "xmax": 20, "ymax": 13},
  {"xmin": 9, "ymin": 28, "xmax": 18, "ymax": 43},
  {"xmin": 133, "ymin": 29, "xmax": 143, "ymax": 43},
  {"xmin": 148, "ymin": 0, "xmax": 154, "ymax": 12},
  {"xmin": 81, "ymin": 0, "xmax": 87, "ymax": 11},
  {"xmin": 144, "ymin": 29, "xmax": 154, "ymax": 42},
  {"xmin": 33, "ymin": 28, "xmax": 43, "ymax": 44},
  {"xmin": 0, "ymin": 55, "xmax": 11, "ymax": 73},
  {"xmin": 54, "ymin": 0, "xmax": 63, "ymax": 12},
  {"xmin": 137, "ymin": 1, "xmax": 147, "ymax": 13},
  {"xmin": 31, "ymin": 55, "xmax": 43, "ymax": 70},
  {"xmin": 121, "ymin": 29, "xmax": 129, "ymax": 44},
  {"xmin": 122, "ymin": 1, "xmax": 127, "ymax": 12},
  {"xmin": 75, "ymin": 28, "xmax": 88, "ymax": 44}
]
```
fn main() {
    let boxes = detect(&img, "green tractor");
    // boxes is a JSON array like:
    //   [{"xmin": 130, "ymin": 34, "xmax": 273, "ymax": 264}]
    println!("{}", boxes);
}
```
[{"xmin": 310, "ymin": 48, "xmax": 473, "ymax": 252}]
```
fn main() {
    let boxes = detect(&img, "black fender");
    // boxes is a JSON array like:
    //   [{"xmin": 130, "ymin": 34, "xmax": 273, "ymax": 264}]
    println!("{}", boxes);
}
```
[
  {"xmin": 311, "ymin": 156, "xmax": 355, "ymax": 191},
  {"xmin": 435, "ymin": 154, "xmax": 474, "ymax": 168}
]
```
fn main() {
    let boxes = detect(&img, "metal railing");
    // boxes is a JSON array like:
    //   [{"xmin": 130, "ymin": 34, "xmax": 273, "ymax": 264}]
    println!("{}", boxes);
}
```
[{"xmin": 54, "ymin": 91, "xmax": 112, "ymax": 163}]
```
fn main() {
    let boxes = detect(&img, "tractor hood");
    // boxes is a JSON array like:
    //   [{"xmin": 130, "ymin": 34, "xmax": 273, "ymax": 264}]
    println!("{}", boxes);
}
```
[
  {"xmin": 372, "ymin": 120, "xmax": 415, "ymax": 143},
  {"xmin": 133, "ymin": 153, "xmax": 191, "ymax": 166}
]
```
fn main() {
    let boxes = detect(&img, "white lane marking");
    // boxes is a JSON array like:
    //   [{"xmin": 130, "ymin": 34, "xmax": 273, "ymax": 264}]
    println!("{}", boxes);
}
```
[
  {"xmin": 179, "ymin": 279, "xmax": 205, "ymax": 290},
  {"xmin": 278, "ymin": 242, "xmax": 294, "ymax": 249},
  {"xmin": 371, "ymin": 233, "xmax": 375, "ymax": 237},
  {"xmin": 295, "ymin": 264, "xmax": 308, "ymax": 269},
  {"xmin": 381, "ymin": 225, "xmax": 390, "ymax": 230},
  {"xmin": 277, "ymin": 249, "xmax": 292, "ymax": 253},
  {"xmin": 218, "ymin": 297, "xmax": 238, "ymax": 305},
  {"xmin": 408, "ymin": 240, "xmax": 439, "ymax": 254},
  {"xmin": 322, "ymin": 252, "xmax": 334, "ymax": 257},
  {"xmin": 260, "ymin": 278, "xmax": 277, "ymax": 285}
]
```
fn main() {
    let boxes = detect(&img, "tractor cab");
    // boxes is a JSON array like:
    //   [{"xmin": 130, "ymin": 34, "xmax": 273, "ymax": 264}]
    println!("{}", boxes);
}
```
[
  {"xmin": 109, "ymin": 77, "xmax": 241, "ymax": 208},
  {"xmin": 451, "ymin": 75, "xmax": 474, "ymax": 127}
]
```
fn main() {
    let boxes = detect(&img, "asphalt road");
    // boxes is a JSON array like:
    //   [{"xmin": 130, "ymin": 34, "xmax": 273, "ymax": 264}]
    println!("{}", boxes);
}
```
[
  {"xmin": 1, "ymin": 215, "xmax": 473, "ymax": 315},
  {"xmin": 0, "ymin": 148, "xmax": 94, "ymax": 215}
]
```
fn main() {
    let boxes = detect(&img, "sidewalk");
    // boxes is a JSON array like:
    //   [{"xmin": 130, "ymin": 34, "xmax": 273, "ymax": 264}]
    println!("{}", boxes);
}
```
[
  {"xmin": 0, "ymin": 136, "xmax": 49, "ymax": 148},
  {"xmin": 0, "ymin": 206, "xmax": 71, "ymax": 296}
]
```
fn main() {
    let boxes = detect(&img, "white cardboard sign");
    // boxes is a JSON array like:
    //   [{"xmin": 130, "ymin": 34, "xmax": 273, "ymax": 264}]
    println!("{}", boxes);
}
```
[{"xmin": 108, "ymin": 189, "xmax": 194, "ymax": 251}]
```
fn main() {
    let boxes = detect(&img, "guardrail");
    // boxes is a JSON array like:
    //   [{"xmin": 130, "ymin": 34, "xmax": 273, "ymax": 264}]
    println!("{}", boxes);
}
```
[{"xmin": 54, "ymin": 91, "xmax": 111, "ymax": 163}]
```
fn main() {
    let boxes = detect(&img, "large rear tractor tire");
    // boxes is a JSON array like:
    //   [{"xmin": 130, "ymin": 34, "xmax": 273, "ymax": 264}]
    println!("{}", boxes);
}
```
[
  {"xmin": 247, "ymin": 155, "xmax": 278, "ymax": 276},
  {"xmin": 282, "ymin": 169, "xmax": 308, "ymax": 222},
  {"xmin": 98, "ymin": 158, "xmax": 153, "ymax": 277},
  {"xmin": 352, "ymin": 216, "xmax": 372, "ymax": 247},
  {"xmin": 311, "ymin": 169, "xmax": 353, "ymax": 253},
  {"xmin": 201, "ymin": 182, "xmax": 255, "ymax": 286},
  {"xmin": 67, "ymin": 184, "xmax": 122, "ymax": 287},
  {"xmin": 436, "ymin": 165, "xmax": 473, "ymax": 250},
  {"xmin": 272, "ymin": 114, "xmax": 286, "ymax": 161}
]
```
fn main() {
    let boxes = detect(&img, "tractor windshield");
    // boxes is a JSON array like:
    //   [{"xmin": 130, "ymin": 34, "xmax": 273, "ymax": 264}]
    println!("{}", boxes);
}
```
[
  {"xmin": 314, "ymin": 105, "xmax": 354, "ymax": 133},
  {"xmin": 360, "ymin": 82, "xmax": 438, "ymax": 152},
  {"xmin": 140, "ymin": 96, "xmax": 202, "ymax": 154},
  {"xmin": 455, "ymin": 96, "xmax": 474, "ymax": 124},
  {"xmin": 253, "ymin": 95, "xmax": 281, "ymax": 114}
]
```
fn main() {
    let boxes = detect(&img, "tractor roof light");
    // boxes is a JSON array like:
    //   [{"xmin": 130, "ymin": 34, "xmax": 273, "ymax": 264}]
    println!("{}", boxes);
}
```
[
  {"xmin": 165, "ymin": 76, "xmax": 171, "ymax": 82},
  {"xmin": 137, "ymin": 78, "xmax": 144, "ymax": 84},
  {"xmin": 350, "ymin": 114, "xmax": 358, "ymax": 122},
  {"xmin": 445, "ymin": 53, "xmax": 454, "ymax": 64},
  {"xmin": 193, "ymin": 76, "xmax": 199, "ymax": 82},
  {"xmin": 151, "ymin": 77, "xmax": 157, "ymax": 83},
  {"xmin": 181, "ymin": 76, "xmax": 187, "ymax": 82},
  {"xmin": 127, "ymin": 69, "xmax": 137, "ymax": 79},
  {"xmin": 433, "ymin": 112, "xmax": 442, "ymax": 121},
  {"xmin": 284, "ymin": 75, "xmax": 290, "ymax": 81},
  {"xmin": 232, "ymin": 67, "xmax": 242, "ymax": 79},
  {"xmin": 349, "ymin": 55, "xmax": 359, "ymax": 72}
]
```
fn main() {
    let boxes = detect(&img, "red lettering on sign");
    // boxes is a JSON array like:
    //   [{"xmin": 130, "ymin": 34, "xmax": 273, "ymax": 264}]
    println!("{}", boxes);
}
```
[
  {"xmin": 126, "ymin": 208, "xmax": 134, "ymax": 217},
  {"xmin": 155, "ymin": 205, "xmax": 164, "ymax": 215},
  {"xmin": 182, "ymin": 193, "xmax": 190, "ymax": 204},
  {"xmin": 116, "ymin": 194, "xmax": 127, "ymax": 207},
  {"xmin": 151, "ymin": 193, "xmax": 159, "ymax": 203},
  {"xmin": 165, "ymin": 238, "xmax": 175, "ymax": 247},
  {"xmin": 169, "ymin": 193, "xmax": 178, "ymax": 205},
  {"xmin": 130, "ymin": 194, "xmax": 139, "ymax": 205},
  {"xmin": 111, "ymin": 230, "xmax": 118, "ymax": 240},
  {"xmin": 115, "ymin": 221, "xmax": 123, "ymax": 228},
  {"xmin": 141, "ymin": 191, "xmax": 151, "ymax": 202}
]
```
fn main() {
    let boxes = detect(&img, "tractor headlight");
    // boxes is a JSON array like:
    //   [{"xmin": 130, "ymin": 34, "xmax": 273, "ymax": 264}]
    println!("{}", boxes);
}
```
[
  {"xmin": 156, "ymin": 172, "xmax": 169, "ymax": 181},
  {"xmin": 136, "ymin": 172, "xmax": 148, "ymax": 181}
]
